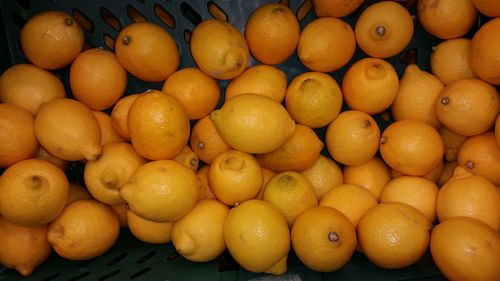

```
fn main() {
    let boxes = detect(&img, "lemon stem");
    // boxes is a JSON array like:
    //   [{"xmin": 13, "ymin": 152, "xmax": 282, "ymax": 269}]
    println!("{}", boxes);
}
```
[{"xmin": 328, "ymin": 232, "xmax": 339, "ymax": 242}]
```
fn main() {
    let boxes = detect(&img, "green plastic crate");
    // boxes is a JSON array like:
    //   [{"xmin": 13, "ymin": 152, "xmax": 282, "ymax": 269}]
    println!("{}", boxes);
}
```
[{"xmin": 1, "ymin": 0, "xmax": 483, "ymax": 280}]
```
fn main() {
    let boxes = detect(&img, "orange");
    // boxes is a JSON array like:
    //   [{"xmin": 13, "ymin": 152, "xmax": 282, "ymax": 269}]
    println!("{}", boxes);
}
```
[
  {"xmin": 496, "ymin": 115, "xmax": 500, "ymax": 147},
  {"xmin": 342, "ymin": 58, "xmax": 399, "ymax": 114},
  {"xmin": 291, "ymin": 206, "xmax": 357, "ymax": 272},
  {"xmin": 0, "ymin": 159, "xmax": 69, "ymax": 227},
  {"xmin": 357, "ymin": 203, "xmax": 432, "ymax": 269},
  {"xmin": 110, "ymin": 204, "xmax": 128, "ymax": 228},
  {"xmin": 0, "ymin": 63, "xmax": 65, "ymax": 115},
  {"xmin": 189, "ymin": 115, "xmax": 231, "ymax": 165},
  {"xmin": 311, "ymin": 0, "xmax": 365, "ymax": 18},
  {"xmin": 191, "ymin": 19, "xmax": 249, "ymax": 80},
  {"xmin": 472, "ymin": 0, "xmax": 500, "ymax": 17},
  {"xmin": 457, "ymin": 131, "xmax": 500, "ymax": 185},
  {"xmin": 34, "ymin": 146, "xmax": 68, "ymax": 171},
  {"xmin": 430, "ymin": 38, "xmax": 477, "ymax": 85},
  {"xmin": 35, "ymin": 98, "xmax": 102, "ymax": 161},
  {"xmin": 435, "ymin": 78, "xmax": 500, "ymax": 136},
  {"xmin": 20, "ymin": 11, "xmax": 84, "ymax": 69},
  {"xmin": 0, "ymin": 103, "xmax": 39, "ymax": 168},
  {"xmin": 256, "ymin": 168, "xmax": 276, "ymax": 200},
  {"xmin": 161, "ymin": 67, "xmax": 220, "ymax": 120},
  {"xmin": 380, "ymin": 176, "xmax": 439, "ymax": 222},
  {"xmin": 245, "ymin": 3, "xmax": 299, "ymax": 65},
  {"xmin": 438, "ymin": 161, "xmax": 457, "ymax": 187},
  {"xmin": 70, "ymin": 48, "xmax": 127, "ymax": 110},
  {"xmin": 439, "ymin": 126, "xmax": 466, "ymax": 162},
  {"xmin": 469, "ymin": 17, "xmax": 500, "ymax": 85},
  {"xmin": 92, "ymin": 110, "xmax": 124, "ymax": 146},
  {"xmin": 417, "ymin": 0, "xmax": 477, "ymax": 40},
  {"xmin": 47, "ymin": 199, "xmax": 120, "ymax": 260},
  {"xmin": 128, "ymin": 90, "xmax": 190, "ymax": 160},
  {"xmin": 110, "ymin": 93, "xmax": 141, "ymax": 141},
  {"xmin": 343, "ymin": 157, "xmax": 392, "ymax": 200},
  {"xmin": 392, "ymin": 160, "xmax": 444, "ymax": 184},
  {"xmin": 437, "ymin": 167, "xmax": 500, "ymax": 230},
  {"xmin": 430, "ymin": 217, "xmax": 500, "ymax": 281},
  {"xmin": 84, "ymin": 142, "xmax": 146, "ymax": 205},
  {"xmin": 196, "ymin": 165, "xmax": 216, "ymax": 200},
  {"xmin": 354, "ymin": 1, "xmax": 413, "ymax": 58},
  {"xmin": 115, "ymin": 22, "xmax": 179, "ymax": 82},
  {"xmin": 319, "ymin": 184, "xmax": 377, "ymax": 227},
  {"xmin": 380, "ymin": 119, "xmax": 444, "ymax": 176},
  {"xmin": 256, "ymin": 124, "xmax": 323, "ymax": 173},
  {"xmin": 172, "ymin": 146, "xmax": 199, "ymax": 172},
  {"xmin": 285, "ymin": 72, "xmax": 343, "ymax": 128},
  {"xmin": 126, "ymin": 209, "xmax": 173, "ymax": 244},
  {"xmin": 209, "ymin": 150, "xmax": 262, "ymax": 206},
  {"xmin": 297, "ymin": 17, "xmax": 356, "ymax": 72},
  {"xmin": 301, "ymin": 155, "xmax": 344, "ymax": 200},
  {"xmin": 225, "ymin": 65, "xmax": 287, "ymax": 103},
  {"xmin": 263, "ymin": 171, "xmax": 318, "ymax": 226},
  {"xmin": 0, "ymin": 217, "xmax": 51, "ymax": 276},
  {"xmin": 66, "ymin": 182, "xmax": 92, "ymax": 205},
  {"xmin": 325, "ymin": 110, "xmax": 380, "ymax": 166},
  {"xmin": 391, "ymin": 64, "xmax": 444, "ymax": 128}
]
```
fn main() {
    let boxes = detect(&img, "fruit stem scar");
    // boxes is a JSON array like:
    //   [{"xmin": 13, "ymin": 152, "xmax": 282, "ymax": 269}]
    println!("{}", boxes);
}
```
[
  {"xmin": 197, "ymin": 142, "xmax": 205, "ymax": 150},
  {"xmin": 190, "ymin": 158, "xmax": 198, "ymax": 167},
  {"xmin": 65, "ymin": 18, "xmax": 74, "ymax": 26},
  {"xmin": 465, "ymin": 160, "xmax": 474, "ymax": 170},
  {"xmin": 364, "ymin": 120, "xmax": 371, "ymax": 127},
  {"xmin": 380, "ymin": 136, "xmax": 387, "ymax": 144},
  {"xmin": 375, "ymin": 25, "xmax": 385, "ymax": 37},
  {"xmin": 328, "ymin": 232, "xmax": 339, "ymax": 242},
  {"xmin": 122, "ymin": 35, "xmax": 131, "ymax": 45},
  {"xmin": 440, "ymin": 96, "xmax": 449, "ymax": 105}
]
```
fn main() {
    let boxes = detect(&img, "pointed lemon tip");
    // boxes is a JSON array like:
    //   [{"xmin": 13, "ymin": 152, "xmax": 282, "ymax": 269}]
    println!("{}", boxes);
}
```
[{"xmin": 264, "ymin": 255, "xmax": 287, "ymax": 275}]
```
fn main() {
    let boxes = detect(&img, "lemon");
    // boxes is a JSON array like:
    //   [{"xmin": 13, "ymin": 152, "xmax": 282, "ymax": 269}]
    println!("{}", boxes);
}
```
[
  {"xmin": 210, "ymin": 93, "xmax": 295, "ymax": 154},
  {"xmin": 224, "ymin": 199, "xmax": 290, "ymax": 275},
  {"xmin": 171, "ymin": 198, "xmax": 229, "ymax": 262},
  {"xmin": 126, "ymin": 209, "xmax": 172, "ymax": 244}
]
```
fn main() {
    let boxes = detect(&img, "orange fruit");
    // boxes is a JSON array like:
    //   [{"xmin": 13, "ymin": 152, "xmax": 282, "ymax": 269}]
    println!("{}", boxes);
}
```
[
  {"xmin": 196, "ymin": 165, "xmax": 216, "ymax": 200},
  {"xmin": 115, "ymin": 22, "xmax": 179, "ymax": 82},
  {"xmin": 343, "ymin": 157, "xmax": 392, "ymax": 200},
  {"xmin": 391, "ymin": 64, "xmax": 444, "ymax": 128},
  {"xmin": 380, "ymin": 176, "xmax": 439, "ymax": 222},
  {"xmin": 110, "ymin": 93, "xmax": 141, "ymax": 141},
  {"xmin": 439, "ymin": 126, "xmax": 467, "ymax": 162},
  {"xmin": 172, "ymin": 146, "xmax": 199, "ymax": 172},
  {"xmin": 355, "ymin": 1, "xmax": 413, "ymax": 58},
  {"xmin": 472, "ymin": 0, "xmax": 500, "ymax": 17},
  {"xmin": 110, "ymin": 204, "xmax": 128, "ymax": 228},
  {"xmin": 161, "ymin": 67, "xmax": 220, "ymax": 120},
  {"xmin": 128, "ymin": 90, "xmax": 190, "ymax": 160},
  {"xmin": 66, "ymin": 182, "xmax": 92, "ymax": 205},
  {"xmin": 301, "ymin": 155, "xmax": 344, "ymax": 200},
  {"xmin": 392, "ymin": 159, "xmax": 444, "ymax": 184},
  {"xmin": 430, "ymin": 38, "xmax": 477, "ymax": 85},
  {"xmin": 191, "ymin": 19, "xmax": 249, "ymax": 80},
  {"xmin": 430, "ymin": 217, "xmax": 500, "ymax": 281},
  {"xmin": 438, "ymin": 161, "xmax": 458, "ymax": 187},
  {"xmin": 0, "ymin": 64, "xmax": 65, "ymax": 115},
  {"xmin": 0, "ymin": 217, "xmax": 51, "ymax": 276},
  {"xmin": 35, "ymin": 98, "xmax": 102, "ymax": 161},
  {"xmin": 245, "ymin": 3, "xmax": 299, "ymax": 65},
  {"xmin": 34, "ymin": 146, "xmax": 67, "ymax": 171},
  {"xmin": 189, "ymin": 115, "xmax": 231, "ymax": 165},
  {"xmin": 126, "ymin": 209, "xmax": 173, "ymax": 244},
  {"xmin": 435, "ymin": 78, "xmax": 500, "ymax": 136},
  {"xmin": 47, "ymin": 199, "xmax": 120, "ymax": 260},
  {"xmin": 209, "ymin": 150, "xmax": 262, "ymax": 206},
  {"xmin": 297, "ymin": 17, "xmax": 356, "ymax": 72},
  {"xmin": 325, "ymin": 110, "xmax": 380, "ymax": 166},
  {"xmin": 358, "ymin": 203, "xmax": 432, "ymax": 269},
  {"xmin": 417, "ymin": 0, "xmax": 477, "ymax": 40},
  {"xmin": 256, "ymin": 168, "xmax": 276, "ymax": 200},
  {"xmin": 263, "ymin": 171, "xmax": 318, "ymax": 226},
  {"xmin": 0, "ymin": 159, "xmax": 69, "ymax": 227},
  {"xmin": 380, "ymin": 119, "xmax": 444, "ymax": 176},
  {"xmin": 291, "ymin": 206, "xmax": 357, "ymax": 272},
  {"xmin": 496, "ymin": 115, "xmax": 500, "ymax": 147},
  {"xmin": 457, "ymin": 131, "xmax": 500, "ymax": 185},
  {"xmin": 20, "ymin": 11, "xmax": 84, "ymax": 69},
  {"xmin": 469, "ymin": 17, "xmax": 500, "ymax": 85},
  {"xmin": 70, "ymin": 48, "xmax": 127, "ymax": 110},
  {"xmin": 311, "ymin": 0, "xmax": 365, "ymax": 18},
  {"xmin": 319, "ymin": 184, "xmax": 377, "ymax": 227},
  {"xmin": 256, "ymin": 124, "xmax": 323, "ymax": 173},
  {"xmin": 342, "ymin": 58, "xmax": 399, "ymax": 114},
  {"xmin": 285, "ymin": 71, "xmax": 343, "ymax": 128},
  {"xmin": 225, "ymin": 65, "xmax": 287, "ymax": 103},
  {"xmin": 0, "ymin": 103, "xmax": 39, "ymax": 168},
  {"xmin": 437, "ymin": 167, "xmax": 500, "ymax": 230},
  {"xmin": 92, "ymin": 110, "xmax": 124, "ymax": 146}
]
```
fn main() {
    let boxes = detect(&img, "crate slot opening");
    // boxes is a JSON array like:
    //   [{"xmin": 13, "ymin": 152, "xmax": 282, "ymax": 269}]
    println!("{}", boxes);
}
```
[
  {"xmin": 181, "ymin": 2, "xmax": 202, "ymax": 26},
  {"xmin": 103, "ymin": 34, "xmax": 115, "ymax": 50},
  {"xmin": 100, "ymin": 7, "xmax": 121, "ymax": 31},
  {"xmin": 40, "ymin": 272, "xmax": 61, "ymax": 281},
  {"xmin": 127, "ymin": 5, "xmax": 147, "ymax": 22},
  {"xmin": 297, "ymin": 0, "xmax": 312, "ymax": 21},
  {"xmin": 129, "ymin": 267, "xmax": 151, "ymax": 279},
  {"xmin": 136, "ymin": 250, "xmax": 157, "ymax": 264},
  {"xmin": 106, "ymin": 252, "xmax": 128, "ymax": 266},
  {"xmin": 98, "ymin": 269, "xmax": 121, "ymax": 281},
  {"xmin": 154, "ymin": 4, "xmax": 176, "ymax": 29},
  {"xmin": 207, "ymin": 1, "xmax": 227, "ymax": 22},
  {"xmin": 68, "ymin": 271, "xmax": 91, "ymax": 281},
  {"xmin": 13, "ymin": 0, "xmax": 30, "ymax": 10}
]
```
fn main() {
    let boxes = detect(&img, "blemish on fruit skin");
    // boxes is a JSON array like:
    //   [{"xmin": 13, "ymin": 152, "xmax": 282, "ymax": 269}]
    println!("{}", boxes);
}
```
[
  {"xmin": 375, "ymin": 25, "xmax": 386, "ymax": 37},
  {"xmin": 465, "ymin": 160, "xmax": 474, "ymax": 170},
  {"xmin": 440, "ymin": 96, "xmax": 450, "ymax": 105},
  {"xmin": 328, "ymin": 232, "xmax": 339, "ymax": 242},
  {"xmin": 380, "ymin": 136, "xmax": 387, "ymax": 144}
]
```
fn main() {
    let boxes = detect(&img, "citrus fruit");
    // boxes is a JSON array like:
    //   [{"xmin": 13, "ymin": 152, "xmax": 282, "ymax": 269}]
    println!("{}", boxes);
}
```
[
  {"xmin": 472, "ymin": 0, "xmax": 500, "ymax": 17},
  {"xmin": 438, "ymin": 161, "xmax": 457, "ymax": 187},
  {"xmin": 110, "ymin": 93, "xmax": 141, "ymax": 141},
  {"xmin": 126, "ymin": 209, "xmax": 173, "ymax": 244},
  {"xmin": 311, "ymin": 0, "xmax": 365, "ymax": 18},
  {"xmin": 301, "ymin": 155, "xmax": 344, "ymax": 200},
  {"xmin": 439, "ymin": 126, "xmax": 466, "ymax": 162},
  {"xmin": 196, "ymin": 165, "xmax": 216, "ymax": 200},
  {"xmin": 34, "ymin": 146, "xmax": 67, "ymax": 171},
  {"xmin": 343, "ymin": 157, "xmax": 392, "ymax": 200},
  {"xmin": 469, "ymin": 17, "xmax": 500, "ymax": 85},
  {"xmin": 430, "ymin": 38, "xmax": 477, "ymax": 85},
  {"xmin": 172, "ymin": 146, "xmax": 199, "ymax": 172},
  {"xmin": 66, "ymin": 182, "xmax": 92, "ymax": 205},
  {"xmin": 189, "ymin": 115, "xmax": 231, "ymax": 165},
  {"xmin": 92, "ymin": 111, "xmax": 124, "ymax": 146}
]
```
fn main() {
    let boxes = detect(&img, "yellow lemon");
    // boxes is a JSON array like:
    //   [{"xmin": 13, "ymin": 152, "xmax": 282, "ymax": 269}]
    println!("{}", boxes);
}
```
[{"xmin": 126, "ymin": 209, "xmax": 172, "ymax": 244}]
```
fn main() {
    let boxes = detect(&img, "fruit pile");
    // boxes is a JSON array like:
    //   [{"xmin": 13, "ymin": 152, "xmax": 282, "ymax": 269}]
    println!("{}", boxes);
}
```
[{"xmin": 0, "ymin": 0, "xmax": 499, "ymax": 280}]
